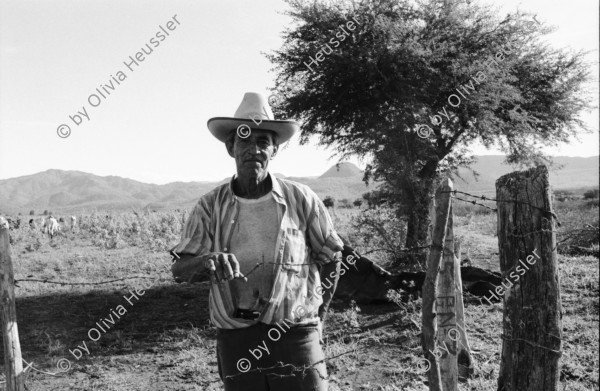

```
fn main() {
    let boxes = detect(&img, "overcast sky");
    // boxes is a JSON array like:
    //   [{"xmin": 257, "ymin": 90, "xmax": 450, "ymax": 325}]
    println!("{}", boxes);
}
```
[{"xmin": 0, "ymin": 0, "xmax": 597, "ymax": 184}]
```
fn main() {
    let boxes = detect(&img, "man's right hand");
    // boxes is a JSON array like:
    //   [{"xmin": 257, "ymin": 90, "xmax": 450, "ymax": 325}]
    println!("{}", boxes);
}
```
[
  {"xmin": 172, "ymin": 252, "xmax": 245, "ymax": 284},
  {"xmin": 202, "ymin": 252, "xmax": 246, "ymax": 283}
]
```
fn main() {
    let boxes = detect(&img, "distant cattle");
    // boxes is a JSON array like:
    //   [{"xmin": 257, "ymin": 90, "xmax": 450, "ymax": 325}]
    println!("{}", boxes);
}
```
[
  {"xmin": 5, "ymin": 217, "xmax": 21, "ymax": 230},
  {"xmin": 44, "ymin": 217, "xmax": 60, "ymax": 239}
]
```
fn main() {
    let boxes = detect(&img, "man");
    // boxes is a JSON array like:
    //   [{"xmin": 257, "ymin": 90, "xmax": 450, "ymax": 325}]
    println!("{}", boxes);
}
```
[{"xmin": 170, "ymin": 92, "xmax": 344, "ymax": 391}]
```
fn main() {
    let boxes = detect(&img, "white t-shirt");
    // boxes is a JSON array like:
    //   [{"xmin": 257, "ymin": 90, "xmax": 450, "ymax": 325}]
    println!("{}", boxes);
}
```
[{"xmin": 228, "ymin": 191, "xmax": 280, "ymax": 311}]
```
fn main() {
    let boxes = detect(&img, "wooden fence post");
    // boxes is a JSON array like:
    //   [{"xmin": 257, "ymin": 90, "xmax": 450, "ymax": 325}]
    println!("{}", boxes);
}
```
[
  {"xmin": 496, "ymin": 166, "xmax": 562, "ymax": 391},
  {"xmin": 435, "ymin": 204, "xmax": 458, "ymax": 390},
  {"xmin": 0, "ymin": 216, "xmax": 25, "ymax": 390},
  {"xmin": 422, "ymin": 178, "xmax": 452, "ymax": 391}
]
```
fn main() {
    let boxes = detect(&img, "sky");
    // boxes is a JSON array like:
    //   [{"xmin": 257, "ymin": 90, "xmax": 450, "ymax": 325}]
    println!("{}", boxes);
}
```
[{"xmin": 0, "ymin": 0, "xmax": 598, "ymax": 184}]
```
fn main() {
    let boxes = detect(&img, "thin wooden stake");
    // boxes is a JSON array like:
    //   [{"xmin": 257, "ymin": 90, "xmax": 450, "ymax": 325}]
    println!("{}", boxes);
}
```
[
  {"xmin": 436, "ymin": 204, "xmax": 458, "ymax": 390},
  {"xmin": 422, "ymin": 178, "xmax": 453, "ymax": 391}
]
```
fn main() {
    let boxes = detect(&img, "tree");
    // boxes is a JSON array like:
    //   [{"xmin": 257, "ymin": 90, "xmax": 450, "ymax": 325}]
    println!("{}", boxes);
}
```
[
  {"xmin": 29, "ymin": 210, "xmax": 35, "ymax": 216},
  {"xmin": 268, "ymin": 0, "xmax": 593, "ymax": 260},
  {"xmin": 323, "ymin": 196, "xmax": 335, "ymax": 208},
  {"xmin": 43, "ymin": 210, "xmax": 49, "ymax": 216}
]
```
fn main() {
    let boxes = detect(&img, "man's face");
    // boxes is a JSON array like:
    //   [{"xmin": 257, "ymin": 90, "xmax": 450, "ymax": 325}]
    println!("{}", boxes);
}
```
[{"xmin": 226, "ymin": 129, "xmax": 278, "ymax": 179}]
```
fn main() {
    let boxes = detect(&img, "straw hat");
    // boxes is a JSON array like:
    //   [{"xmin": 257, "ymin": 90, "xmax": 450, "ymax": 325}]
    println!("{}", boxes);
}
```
[{"xmin": 207, "ymin": 92, "xmax": 299, "ymax": 144}]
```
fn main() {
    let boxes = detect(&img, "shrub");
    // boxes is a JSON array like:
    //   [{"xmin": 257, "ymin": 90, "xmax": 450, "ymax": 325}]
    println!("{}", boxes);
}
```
[
  {"xmin": 339, "ymin": 198, "xmax": 351, "ymax": 208},
  {"xmin": 353, "ymin": 199, "xmax": 363, "ymax": 207},
  {"xmin": 583, "ymin": 189, "xmax": 599, "ymax": 200},
  {"xmin": 555, "ymin": 190, "xmax": 575, "ymax": 202},
  {"xmin": 350, "ymin": 205, "xmax": 411, "ymax": 268},
  {"xmin": 323, "ymin": 196, "xmax": 335, "ymax": 208},
  {"xmin": 29, "ymin": 210, "xmax": 35, "ymax": 215},
  {"xmin": 362, "ymin": 189, "xmax": 388, "ymax": 208}
]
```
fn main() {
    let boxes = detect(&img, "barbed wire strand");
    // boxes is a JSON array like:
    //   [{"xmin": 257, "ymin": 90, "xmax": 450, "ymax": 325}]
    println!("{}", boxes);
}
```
[
  {"xmin": 223, "ymin": 345, "xmax": 368, "ymax": 381},
  {"xmin": 441, "ymin": 190, "xmax": 561, "ymax": 225},
  {"xmin": 452, "ymin": 195, "xmax": 498, "ymax": 212},
  {"xmin": 14, "ymin": 275, "xmax": 160, "ymax": 287},
  {"xmin": 0, "ymin": 358, "xmax": 68, "ymax": 384}
]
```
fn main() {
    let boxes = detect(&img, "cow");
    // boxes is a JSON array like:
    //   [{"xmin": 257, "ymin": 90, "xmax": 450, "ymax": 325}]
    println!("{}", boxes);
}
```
[
  {"xmin": 44, "ymin": 217, "xmax": 60, "ymax": 239},
  {"xmin": 331, "ymin": 244, "xmax": 396, "ymax": 304},
  {"xmin": 333, "ymin": 241, "xmax": 503, "ymax": 304},
  {"xmin": 0, "ymin": 217, "xmax": 8, "ymax": 230}
]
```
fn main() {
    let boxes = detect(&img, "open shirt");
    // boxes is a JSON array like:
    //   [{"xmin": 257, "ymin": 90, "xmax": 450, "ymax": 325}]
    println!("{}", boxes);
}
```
[{"xmin": 170, "ymin": 173, "xmax": 344, "ymax": 329}]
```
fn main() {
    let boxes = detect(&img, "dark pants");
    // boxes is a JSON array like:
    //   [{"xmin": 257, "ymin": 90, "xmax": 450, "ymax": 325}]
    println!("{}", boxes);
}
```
[{"xmin": 216, "ymin": 322, "xmax": 327, "ymax": 391}]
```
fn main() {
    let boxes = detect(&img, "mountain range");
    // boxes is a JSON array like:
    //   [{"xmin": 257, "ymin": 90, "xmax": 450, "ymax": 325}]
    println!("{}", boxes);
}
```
[{"xmin": 0, "ymin": 156, "xmax": 597, "ymax": 214}]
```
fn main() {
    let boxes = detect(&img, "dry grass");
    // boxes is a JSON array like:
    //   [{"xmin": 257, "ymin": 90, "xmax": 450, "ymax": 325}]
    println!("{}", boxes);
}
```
[{"xmin": 0, "ymin": 198, "xmax": 597, "ymax": 390}]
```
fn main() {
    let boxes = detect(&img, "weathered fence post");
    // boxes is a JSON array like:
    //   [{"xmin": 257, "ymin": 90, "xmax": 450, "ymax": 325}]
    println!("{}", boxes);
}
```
[
  {"xmin": 0, "ymin": 216, "xmax": 25, "ymax": 390},
  {"xmin": 496, "ymin": 166, "xmax": 562, "ymax": 391},
  {"xmin": 422, "ymin": 178, "xmax": 452, "ymax": 391}
]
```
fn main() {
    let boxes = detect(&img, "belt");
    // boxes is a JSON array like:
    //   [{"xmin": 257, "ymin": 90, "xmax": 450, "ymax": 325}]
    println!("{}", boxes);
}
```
[{"xmin": 234, "ymin": 308, "xmax": 261, "ymax": 320}]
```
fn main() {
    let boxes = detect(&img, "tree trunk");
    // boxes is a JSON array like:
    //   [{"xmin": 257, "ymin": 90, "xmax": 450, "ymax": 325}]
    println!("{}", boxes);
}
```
[{"xmin": 404, "ymin": 161, "xmax": 438, "ymax": 264}]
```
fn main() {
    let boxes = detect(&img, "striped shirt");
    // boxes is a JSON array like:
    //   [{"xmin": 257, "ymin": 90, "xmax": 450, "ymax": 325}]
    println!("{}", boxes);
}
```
[{"xmin": 170, "ymin": 173, "xmax": 344, "ymax": 329}]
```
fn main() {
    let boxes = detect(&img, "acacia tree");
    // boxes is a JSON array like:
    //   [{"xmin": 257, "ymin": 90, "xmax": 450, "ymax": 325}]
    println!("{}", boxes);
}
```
[{"xmin": 268, "ymin": 0, "xmax": 593, "ymax": 257}]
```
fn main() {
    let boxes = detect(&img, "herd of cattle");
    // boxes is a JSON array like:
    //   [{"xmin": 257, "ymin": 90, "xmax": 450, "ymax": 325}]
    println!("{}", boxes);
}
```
[{"xmin": 5, "ymin": 215, "xmax": 77, "ymax": 239}]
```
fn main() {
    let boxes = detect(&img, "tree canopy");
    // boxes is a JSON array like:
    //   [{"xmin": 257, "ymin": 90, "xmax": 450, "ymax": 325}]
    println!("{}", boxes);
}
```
[{"xmin": 268, "ymin": 0, "xmax": 594, "ymax": 252}]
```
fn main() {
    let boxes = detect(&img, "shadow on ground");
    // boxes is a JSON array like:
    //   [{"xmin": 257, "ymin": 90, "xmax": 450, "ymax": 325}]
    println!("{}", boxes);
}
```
[{"xmin": 1, "ymin": 282, "xmax": 211, "ymax": 368}]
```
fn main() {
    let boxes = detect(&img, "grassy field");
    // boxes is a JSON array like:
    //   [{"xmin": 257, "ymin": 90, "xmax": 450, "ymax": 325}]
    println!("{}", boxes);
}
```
[{"xmin": 0, "ymin": 195, "xmax": 598, "ymax": 390}]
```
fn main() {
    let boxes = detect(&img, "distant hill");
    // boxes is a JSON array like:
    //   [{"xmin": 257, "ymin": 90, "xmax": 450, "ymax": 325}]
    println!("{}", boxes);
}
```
[
  {"xmin": 455, "ymin": 156, "xmax": 599, "ymax": 193},
  {"xmin": 0, "ymin": 156, "xmax": 597, "ymax": 214},
  {"xmin": 320, "ymin": 162, "xmax": 364, "ymax": 178}
]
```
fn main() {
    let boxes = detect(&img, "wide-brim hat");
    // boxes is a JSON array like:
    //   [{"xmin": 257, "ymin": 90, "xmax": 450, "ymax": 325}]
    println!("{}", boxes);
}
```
[{"xmin": 207, "ymin": 92, "xmax": 300, "ymax": 144}]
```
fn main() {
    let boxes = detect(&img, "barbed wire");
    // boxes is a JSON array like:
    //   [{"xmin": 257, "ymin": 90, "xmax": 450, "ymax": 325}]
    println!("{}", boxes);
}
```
[
  {"xmin": 441, "ymin": 190, "xmax": 561, "ymax": 225},
  {"xmin": 0, "ymin": 357, "xmax": 69, "ymax": 385},
  {"xmin": 14, "ymin": 275, "xmax": 163, "ymax": 287},
  {"xmin": 452, "ymin": 195, "xmax": 498, "ymax": 212},
  {"xmin": 222, "ymin": 345, "xmax": 369, "ymax": 381}
]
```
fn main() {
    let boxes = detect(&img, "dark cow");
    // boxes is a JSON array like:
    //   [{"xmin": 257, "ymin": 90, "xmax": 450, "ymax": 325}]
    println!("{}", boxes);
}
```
[
  {"xmin": 333, "ymin": 243, "xmax": 503, "ymax": 304},
  {"xmin": 329, "ymin": 244, "xmax": 395, "ymax": 303}
]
